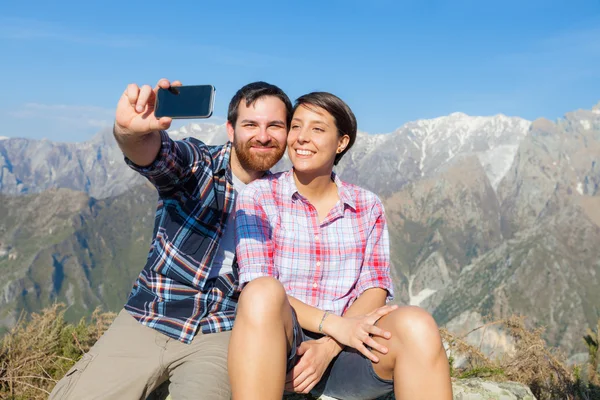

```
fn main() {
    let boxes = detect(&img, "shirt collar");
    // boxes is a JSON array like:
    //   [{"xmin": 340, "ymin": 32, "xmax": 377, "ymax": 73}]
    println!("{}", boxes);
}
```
[
  {"xmin": 283, "ymin": 169, "xmax": 356, "ymax": 210},
  {"xmin": 216, "ymin": 141, "xmax": 233, "ymax": 174}
]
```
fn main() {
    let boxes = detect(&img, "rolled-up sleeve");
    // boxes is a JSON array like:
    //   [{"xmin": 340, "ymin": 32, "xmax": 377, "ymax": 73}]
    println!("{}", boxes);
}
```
[
  {"xmin": 356, "ymin": 200, "xmax": 394, "ymax": 301},
  {"xmin": 235, "ymin": 183, "xmax": 278, "ymax": 286},
  {"xmin": 125, "ymin": 130, "xmax": 210, "ymax": 195}
]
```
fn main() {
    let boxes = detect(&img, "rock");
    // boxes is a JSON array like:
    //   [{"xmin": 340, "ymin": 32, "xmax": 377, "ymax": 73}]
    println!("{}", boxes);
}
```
[
  {"xmin": 147, "ymin": 379, "xmax": 536, "ymax": 399},
  {"xmin": 451, "ymin": 379, "xmax": 536, "ymax": 400}
]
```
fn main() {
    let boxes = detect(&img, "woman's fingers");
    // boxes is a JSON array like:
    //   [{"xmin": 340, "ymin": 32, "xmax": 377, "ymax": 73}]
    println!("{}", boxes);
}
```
[
  {"xmin": 355, "ymin": 342, "xmax": 380, "ymax": 363},
  {"xmin": 370, "ymin": 304, "xmax": 398, "ymax": 318},
  {"xmin": 365, "ymin": 323, "xmax": 392, "ymax": 339},
  {"xmin": 363, "ymin": 334, "xmax": 389, "ymax": 355}
]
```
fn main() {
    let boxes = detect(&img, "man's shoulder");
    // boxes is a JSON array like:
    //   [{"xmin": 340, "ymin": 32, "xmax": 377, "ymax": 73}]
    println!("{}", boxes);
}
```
[{"xmin": 179, "ymin": 136, "xmax": 225, "ymax": 155}]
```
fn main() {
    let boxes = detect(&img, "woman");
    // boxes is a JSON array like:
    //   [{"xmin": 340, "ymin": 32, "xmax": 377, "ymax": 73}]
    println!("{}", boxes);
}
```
[{"xmin": 229, "ymin": 92, "xmax": 452, "ymax": 400}]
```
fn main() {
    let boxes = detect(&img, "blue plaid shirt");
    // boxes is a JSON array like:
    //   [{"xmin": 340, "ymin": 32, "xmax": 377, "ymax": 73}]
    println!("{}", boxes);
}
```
[{"xmin": 124, "ymin": 130, "xmax": 240, "ymax": 344}]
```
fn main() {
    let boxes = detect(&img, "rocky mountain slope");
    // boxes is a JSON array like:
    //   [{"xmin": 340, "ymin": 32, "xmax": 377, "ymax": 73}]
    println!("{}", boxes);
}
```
[{"xmin": 1, "ymin": 104, "xmax": 599, "ymax": 356}]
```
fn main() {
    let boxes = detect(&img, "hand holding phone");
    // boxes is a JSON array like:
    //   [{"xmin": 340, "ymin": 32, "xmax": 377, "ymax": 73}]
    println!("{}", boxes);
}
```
[
  {"xmin": 115, "ymin": 78, "xmax": 183, "ymax": 136},
  {"xmin": 155, "ymin": 85, "xmax": 216, "ymax": 119}
]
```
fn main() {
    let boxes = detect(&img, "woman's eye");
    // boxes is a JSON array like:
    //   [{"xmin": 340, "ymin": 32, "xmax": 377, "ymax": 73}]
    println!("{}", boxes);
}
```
[
  {"xmin": 314, "ymin": 127, "xmax": 324, "ymax": 132},
  {"xmin": 291, "ymin": 125, "xmax": 300, "ymax": 130}
]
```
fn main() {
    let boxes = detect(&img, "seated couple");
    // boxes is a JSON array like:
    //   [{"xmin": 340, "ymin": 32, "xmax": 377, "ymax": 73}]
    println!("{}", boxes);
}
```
[{"xmin": 50, "ymin": 80, "xmax": 452, "ymax": 400}]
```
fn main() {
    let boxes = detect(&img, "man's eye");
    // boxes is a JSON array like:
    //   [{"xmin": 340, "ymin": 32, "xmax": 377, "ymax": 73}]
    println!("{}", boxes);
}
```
[{"xmin": 314, "ymin": 127, "xmax": 324, "ymax": 132}]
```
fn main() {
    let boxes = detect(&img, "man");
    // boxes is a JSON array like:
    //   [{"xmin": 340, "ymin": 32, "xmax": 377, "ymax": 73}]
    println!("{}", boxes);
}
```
[{"xmin": 49, "ymin": 78, "xmax": 292, "ymax": 400}]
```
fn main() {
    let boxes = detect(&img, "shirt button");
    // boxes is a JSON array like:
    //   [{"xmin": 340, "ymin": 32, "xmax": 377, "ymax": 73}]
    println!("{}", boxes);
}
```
[
  {"xmin": 313, "ymin": 282, "xmax": 318, "ymax": 288},
  {"xmin": 316, "ymin": 261, "xmax": 321, "ymax": 267},
  {"xmin": 315, "ymin": 235, "xmax": 320, "ymax": 241}
]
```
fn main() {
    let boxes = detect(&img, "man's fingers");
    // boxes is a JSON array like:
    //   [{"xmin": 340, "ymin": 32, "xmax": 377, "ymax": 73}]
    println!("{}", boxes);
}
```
[
  {"xmin": 171, "ymin": 80, "xmax": 182, "ymax": 87},
  {"xmin": 148, "ymin": 116, "xmax": 172, "ymax": 131},
  {"xmin": 126, "ymin": 83, "xmax": 140, "ymax": 108},
  {"xmin": 157, "ymin": 78, "xmax": 171, "ymax": 89},
  {"xmin": 135, "ymin": 85, "xmax": 153, "ymax": 113}
]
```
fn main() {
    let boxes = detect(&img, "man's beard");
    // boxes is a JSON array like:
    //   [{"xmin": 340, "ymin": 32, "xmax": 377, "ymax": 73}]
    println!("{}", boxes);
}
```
[{"xmin": 234, "ymin": 138, "xmax": 285, "ymax": 172}]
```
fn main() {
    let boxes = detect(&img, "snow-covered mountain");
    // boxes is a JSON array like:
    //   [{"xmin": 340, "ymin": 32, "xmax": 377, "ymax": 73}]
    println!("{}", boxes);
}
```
[
  {"xmin": 0, "ymin": 113, "xmax": 531, "ymax": 198},
  {"xmin": 336, "ymin": 113, "xmax": 530, "ymax": 196}
]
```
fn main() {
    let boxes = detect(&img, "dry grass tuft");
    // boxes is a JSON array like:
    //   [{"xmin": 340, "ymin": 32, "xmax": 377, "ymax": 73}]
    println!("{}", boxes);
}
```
[
  {"xmin": 0, "ymin": 306, "xmax": 597, "ymax": 399},
  {"xmin": 0, "ymin": 304, "xmax": 115, "ymax": 400},
  {"xmin": 443, "ymin": 315, "xmax": 600, "ymax": 400}
]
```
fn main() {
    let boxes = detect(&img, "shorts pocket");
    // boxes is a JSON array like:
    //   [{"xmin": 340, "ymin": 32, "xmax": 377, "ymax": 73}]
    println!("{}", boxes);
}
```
[{"xmin": 51, "ymin": 352, "xmax": 96, "ymax": 399}]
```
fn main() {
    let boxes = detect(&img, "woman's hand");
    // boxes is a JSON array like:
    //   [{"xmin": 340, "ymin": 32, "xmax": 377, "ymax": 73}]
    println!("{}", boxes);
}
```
[
  {"xmin": 285, "ymin": 337, "xmax": 342, "ymax": 393},
  {"xmin": 323, "ymin": 304, "xmax": 398, "ymax": 362}
]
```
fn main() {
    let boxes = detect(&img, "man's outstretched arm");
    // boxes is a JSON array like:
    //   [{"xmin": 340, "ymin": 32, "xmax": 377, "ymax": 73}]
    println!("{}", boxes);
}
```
[{"xmin": 113, "ymin": 78, "xmax": 178, "ymax": 166}]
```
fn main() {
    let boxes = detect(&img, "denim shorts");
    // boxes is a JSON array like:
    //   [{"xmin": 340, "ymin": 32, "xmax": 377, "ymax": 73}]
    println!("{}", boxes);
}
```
[{"xmin": 286, "ymin": 309, "xmax": 394, "ymax": 400}]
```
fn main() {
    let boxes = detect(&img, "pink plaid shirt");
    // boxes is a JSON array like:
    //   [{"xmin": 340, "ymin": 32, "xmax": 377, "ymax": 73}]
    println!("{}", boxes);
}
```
[{"xmin": 236, "ymin": 170, "xmax": 393, "ymax": 316}]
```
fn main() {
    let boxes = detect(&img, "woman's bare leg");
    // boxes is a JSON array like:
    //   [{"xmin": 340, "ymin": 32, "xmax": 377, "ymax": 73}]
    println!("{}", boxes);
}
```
[
  {"xmin": 371, "ymin": 306, "xmax": 452, "ymax": 400},
  {"xmin": 228, "ymin": 277, "xmax": 295, "ymax": 400}
]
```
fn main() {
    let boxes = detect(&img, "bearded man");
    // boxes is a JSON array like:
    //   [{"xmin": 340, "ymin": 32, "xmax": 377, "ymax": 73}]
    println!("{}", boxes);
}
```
[{"xmin": 50, "ymin": 79, "xmax": 292, "ymax": 400}]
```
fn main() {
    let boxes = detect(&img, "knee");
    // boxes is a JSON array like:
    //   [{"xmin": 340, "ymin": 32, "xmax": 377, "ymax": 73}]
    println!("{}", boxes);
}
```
[
  {"xmin": 237, "ymin": 277, "xmax": 287, "ymax": 323},
  {"xmin": 385, "ymin": 306, "xmax": 444, "ymax": 358}
]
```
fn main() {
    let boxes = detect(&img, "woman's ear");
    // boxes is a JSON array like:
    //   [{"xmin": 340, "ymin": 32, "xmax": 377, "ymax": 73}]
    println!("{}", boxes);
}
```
[{"xmin": 337, "ymin": 135, "xmax": 350, "ymax": 153}]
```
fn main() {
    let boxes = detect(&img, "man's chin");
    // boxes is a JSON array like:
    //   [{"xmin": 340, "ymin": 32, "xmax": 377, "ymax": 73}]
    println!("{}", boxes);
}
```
[{"xmin": 241, "ymin": 154, "xmax": 282, "ymax": 172}]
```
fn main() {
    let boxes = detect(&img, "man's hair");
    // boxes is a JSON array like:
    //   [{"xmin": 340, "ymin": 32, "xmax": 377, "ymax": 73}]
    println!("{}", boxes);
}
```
[
  {"xmin": 227, "ymin": 82, "xmax": 292, "ymax": 127},
  {"xmin": 293, "ymin": 92, "xmax": 357, "ymax": 165}
]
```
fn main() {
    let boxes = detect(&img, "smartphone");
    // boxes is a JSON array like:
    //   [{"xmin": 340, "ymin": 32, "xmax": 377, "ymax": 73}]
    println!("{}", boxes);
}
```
[{"xmin": 154, "ymin": 85, "xmax": 216, "ymax": 119}]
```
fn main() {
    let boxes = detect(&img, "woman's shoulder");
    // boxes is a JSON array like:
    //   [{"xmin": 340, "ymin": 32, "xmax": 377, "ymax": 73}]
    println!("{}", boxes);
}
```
[{"xmin": 338, "ymin": 178, "xmax": 383, "ymax": 207}]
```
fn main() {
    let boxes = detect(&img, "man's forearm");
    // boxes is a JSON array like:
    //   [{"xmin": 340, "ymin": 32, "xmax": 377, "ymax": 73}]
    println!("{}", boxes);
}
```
[{"xmin": 113, "ymin": 123, "xmax": 162, "ymax": 167}]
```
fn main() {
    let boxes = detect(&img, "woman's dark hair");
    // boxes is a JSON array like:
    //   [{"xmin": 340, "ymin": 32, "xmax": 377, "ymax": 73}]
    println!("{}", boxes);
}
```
[
  {"xmin": 293, "ymin": 92, "xmax": 357, "ymax": 165},
  {"xmin": 228, "ymin": 82, "xmax": 293, "ymax": 127}
]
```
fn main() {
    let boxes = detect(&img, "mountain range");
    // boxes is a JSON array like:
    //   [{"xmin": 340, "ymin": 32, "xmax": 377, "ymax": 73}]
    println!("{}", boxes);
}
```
[{"xmin": 1, "ymin": 103, "xmax": 599, "ymax": 356}]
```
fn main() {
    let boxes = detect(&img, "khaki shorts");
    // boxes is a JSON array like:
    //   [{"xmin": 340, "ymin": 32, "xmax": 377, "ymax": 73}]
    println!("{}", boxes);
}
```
[{"xmin": 49, "ymin": 309, "xmax": 231, "ymax": 400}]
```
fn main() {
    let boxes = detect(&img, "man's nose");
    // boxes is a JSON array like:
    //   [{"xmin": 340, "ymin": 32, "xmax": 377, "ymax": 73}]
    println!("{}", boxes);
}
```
[{"xmin": 255, "ymin": 127, "xmax": 271, "ymax": 144}]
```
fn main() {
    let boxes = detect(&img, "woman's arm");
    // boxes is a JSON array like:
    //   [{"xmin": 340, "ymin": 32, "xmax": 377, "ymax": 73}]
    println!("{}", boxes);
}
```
[
  {"xmin": 288, "ymin": 287, "xmax": 387, "ymax": 333},
  {"xmin": 344, "ymin": 287, "xmax": 387, "ymax": 317}
]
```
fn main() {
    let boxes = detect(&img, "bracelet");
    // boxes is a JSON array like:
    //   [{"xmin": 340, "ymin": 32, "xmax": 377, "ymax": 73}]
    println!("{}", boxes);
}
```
[{"xmin": 318, "ymin": 311, "xmax": 330, "ymax": 334}]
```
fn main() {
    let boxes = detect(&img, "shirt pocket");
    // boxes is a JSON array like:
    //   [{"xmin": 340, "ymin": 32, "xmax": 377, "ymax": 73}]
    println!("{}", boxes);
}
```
[
  {"xmin": 179, "ymin": 197, "xmax": 223, "ymax": 256},
  {"xmin": 149, "ymin": 228, "xmax": 208, "ymax": 290}
]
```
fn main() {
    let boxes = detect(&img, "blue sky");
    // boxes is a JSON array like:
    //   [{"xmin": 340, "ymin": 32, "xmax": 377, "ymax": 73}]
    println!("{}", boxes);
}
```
[{"xmin": 1, "ymin": 0, "xmax": 599, "ymax": 142}]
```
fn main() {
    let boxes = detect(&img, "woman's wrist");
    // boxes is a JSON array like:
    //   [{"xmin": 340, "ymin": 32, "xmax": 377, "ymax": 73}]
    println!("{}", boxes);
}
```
[{"xmin": 321, "ymin": 313, "xmax": 343, "ymax": 339}]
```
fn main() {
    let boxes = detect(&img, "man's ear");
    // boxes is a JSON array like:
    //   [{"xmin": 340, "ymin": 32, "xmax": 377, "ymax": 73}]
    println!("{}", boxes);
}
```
[{"xmin": 226, "ymin": 121, "xmax": 235, "ymax": 143}]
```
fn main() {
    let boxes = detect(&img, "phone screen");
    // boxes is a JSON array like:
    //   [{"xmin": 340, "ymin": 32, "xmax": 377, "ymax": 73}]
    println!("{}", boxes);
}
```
[{"xmin": 155, "ymin": 85, "xmax": 215, "ymax": 119}]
